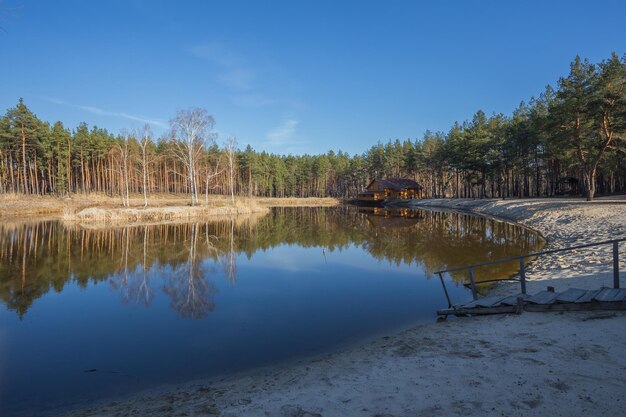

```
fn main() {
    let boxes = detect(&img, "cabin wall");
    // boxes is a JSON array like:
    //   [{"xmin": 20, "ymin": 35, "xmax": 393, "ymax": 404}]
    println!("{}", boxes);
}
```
[
  {"xmin": 367, "ymin": 180, "xmax": 380, "ymax": 192},
  {"xmin": 362, "ymin": 180, "xmax": 423, "ymax": 200},
  {"xmin": 382, "ymin": 188, "xmax": 421, "ymax": 199},
  {"xmin": 357, "ymin": 192, "xmax": 384, "ymax": 201}
]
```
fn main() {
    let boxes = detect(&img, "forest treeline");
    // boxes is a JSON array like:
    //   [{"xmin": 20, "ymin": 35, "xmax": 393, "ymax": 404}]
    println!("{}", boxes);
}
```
[{"xmin": 1, "ymin": 53, "xmax": 624, "ymax": 202}]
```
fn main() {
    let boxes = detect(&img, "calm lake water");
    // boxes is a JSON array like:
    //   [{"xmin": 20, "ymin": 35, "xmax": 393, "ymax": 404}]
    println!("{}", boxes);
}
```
[{"xmin": 0, "ymin": 206, "xmax": 543, "ymax": 416}]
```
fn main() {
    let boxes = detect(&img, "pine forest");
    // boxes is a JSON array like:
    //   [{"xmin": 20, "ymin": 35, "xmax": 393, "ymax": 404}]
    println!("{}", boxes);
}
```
[{"xmin": 1, "ymin": 53, "xmax": 625, "ymax": 203}]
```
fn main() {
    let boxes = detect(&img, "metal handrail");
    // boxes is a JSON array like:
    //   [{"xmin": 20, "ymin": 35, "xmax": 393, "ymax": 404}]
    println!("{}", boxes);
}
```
[{"xmin": 436, "ymin": 237, "xmax": 625, "ymax": 308}]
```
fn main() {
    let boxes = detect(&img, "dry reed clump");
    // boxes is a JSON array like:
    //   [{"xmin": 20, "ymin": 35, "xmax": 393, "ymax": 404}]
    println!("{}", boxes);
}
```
[
  {"xmin": 0, "ymin": 193, "xmax": 341, "ymax": 220},
  {"xmin": 0, "ymin": 192, "xmax": 25, "ymax": 202},
  {"xmin": 62, "ymin": 207, "xmax": 78, "ymax": 220},
  {"xmin": 64, "ymin": 204, "xmax": 269, "ymax": 224},
  {"xmin": 256, "ymin": 197, "xmax": 342, "ymax": 207}
]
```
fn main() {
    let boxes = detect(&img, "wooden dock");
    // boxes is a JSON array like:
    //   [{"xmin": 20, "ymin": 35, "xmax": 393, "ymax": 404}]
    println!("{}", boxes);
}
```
[{"xmin": 437, "ymin": 287, "xmax": 626, "ymax": 317}]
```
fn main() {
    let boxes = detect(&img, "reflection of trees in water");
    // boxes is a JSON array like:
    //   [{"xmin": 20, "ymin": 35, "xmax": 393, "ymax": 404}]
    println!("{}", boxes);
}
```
[
  {"xmin": 221, "ymin": 219, "xmax": 237, "ymax": 283},
  {"xmin": 236, "ymin": 207, "xmax": 543, "ymax": 284},
  {"xmin": 356, "ymin": 208, "xmax": 542, "ymax": 283},
  {"xmin": 109, "ymin": 226, "xmax": 153, "ymax": 307},
  {"xmin": 162, "ymin": 223, "xmax": 218, "ymax": 319},
  {"xmin": 0, "ymin": 222, "xmax": 76, "ymax": 317},
  {"xmin": 0, "ymin": 220, "xmax": 243, "ymax": 318},
  {"xmin": 0, "ymin": 208, "xmax": 543, "ymax": 317}
]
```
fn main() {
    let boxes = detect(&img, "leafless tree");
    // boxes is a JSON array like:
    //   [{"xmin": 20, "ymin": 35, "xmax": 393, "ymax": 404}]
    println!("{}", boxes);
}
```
[
  {"xmin": 204, "ymin": 154, "xmax": 223, "ymax": 204},
  {"xmin": 224, "ymin": 136, "xmax": 238, "ymax": 206},
  {"xmin": 169, "ymin": 108, "xmax": 216, "ymax": 206},
  {"xmin": 112, "ymin": 132, "xmax": 132, "ymax": 207},
  {"xmin": 136, "ymin": 124, "xmax": 154, "ymax": 207}
]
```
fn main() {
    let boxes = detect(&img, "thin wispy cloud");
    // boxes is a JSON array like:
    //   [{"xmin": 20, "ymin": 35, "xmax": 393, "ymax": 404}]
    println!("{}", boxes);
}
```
[
  {"xmin": 189, "ymin": 43, "xmax": 243, "ymax": 67},
  {"xmin": 43, "ymin": 96, "xmax": 167, "ymax": 128},
  {"xmin": 265, "ymin": 118, "xmax": 301, "ymax": 146},
  {"xmin": 231, "ymin": 93, "xmax": 276, "ymax": 108},
  {"xmin": 217, "ymin": 68, "xmax": 256, "ymax": 91},
  {"xmin": 75, "ymin": 105, "xmax": 167, "ymax": 127},
  {"xmin": 189, "ymin": 41, "xmax": 280, "ymax": 106},
  {"xmin": 44, "ymin": 97, "xmax": 67, "ymax": 105},
  {"xmin": 189, "ymin": 42, "xmax": 255, "ymax": 92}
]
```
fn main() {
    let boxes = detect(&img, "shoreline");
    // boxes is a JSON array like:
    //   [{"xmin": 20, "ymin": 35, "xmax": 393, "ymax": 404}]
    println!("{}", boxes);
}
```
[
  {"xmin": 61, "ymin": 204, "xmax": 270, "ymax": 225},
  {"xmin": 0, "ymin": 194, "xmax": 342, "ymax": 224},
  {"xmin": 411, "ymin": 197, "xmax": 626, "ymax": 295},
  {"xmin": 47, "ymin": 197, "xmax": 626, "ymax": 416}
]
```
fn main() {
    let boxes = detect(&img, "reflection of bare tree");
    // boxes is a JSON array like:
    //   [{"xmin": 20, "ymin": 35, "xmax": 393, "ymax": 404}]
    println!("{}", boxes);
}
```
[
  {"xmin": 109, "ymin": 226, "xmax": 154, "ymax": 307},
  {"xmin": 138, "ymin": 226, "xmax": 153, "ymax": 305},
  {"xmin": 163, "ymin": 223, "xmax": 218, "ymax": 319},
  {"xmin": 221, "ymin": 218, "xmax": 238, "ymax": 283},
  {"xmin": 109, "ymin": 227, "xmax": 131, "ymax": 302},
  {"xmin": 126, "ymin": 226, "xmax": 153, "ymax": 306}
]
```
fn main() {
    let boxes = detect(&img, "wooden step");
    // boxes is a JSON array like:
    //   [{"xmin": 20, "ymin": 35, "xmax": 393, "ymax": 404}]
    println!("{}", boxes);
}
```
[
  {"xmin": 461, "ymin": 295, "xmax": 508, "ymax": 309},
  {"xmin": 526, "ymin": 290, "xmax": 560, "ymax": 305},
  {"xmin": 555, "ymin": 288, "xmax": 588, "ymax": 303},
  {"xmin": 574, "ymin": 289, "xmax": 604, "ymax": 303},
  {"xmin": 594, "ymin": 288, "xmax": 626, "ymax": 302},
  {"xmin": 436, "ymin": 287, "xmax": 626, "ymax": 316},
  {"xmin": 499, "ymin": 293, "xmax": 530, "ymax": 306}
]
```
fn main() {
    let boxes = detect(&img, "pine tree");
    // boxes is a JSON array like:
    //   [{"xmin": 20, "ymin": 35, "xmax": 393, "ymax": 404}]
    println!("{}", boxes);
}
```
[
  {"xmin": 50, "ymin": 121, "xmax": 71, "ymax": 195},
  {"xmin": 2, "ymin": 99, "xmax": 42, "ymax": 194}
]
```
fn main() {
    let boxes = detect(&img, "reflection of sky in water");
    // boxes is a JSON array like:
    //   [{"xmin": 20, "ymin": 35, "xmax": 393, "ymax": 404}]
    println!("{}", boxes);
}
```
[{"xmin": 0, "ymin": 207, "xmax": 543, "ymax": 417}]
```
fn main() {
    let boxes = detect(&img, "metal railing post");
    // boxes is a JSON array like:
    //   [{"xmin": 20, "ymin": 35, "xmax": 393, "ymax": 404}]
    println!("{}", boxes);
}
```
[
  {"xmin": 468, "ymin": 267, "xmax": 477, "ymax": 300},
  {"xmin": 614, "ymin": 241, "xmax": 620, "ymax": 289},
  {"xmin": 519, "ymin": 258, "xmax": 527, "ymax": 294},
  {"xmin": 438, "ymin": 272, "xmax": 452, "ymax": 308}
]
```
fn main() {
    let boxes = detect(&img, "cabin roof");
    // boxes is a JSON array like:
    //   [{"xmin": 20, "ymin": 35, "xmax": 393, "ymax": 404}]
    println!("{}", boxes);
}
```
[{"xmin": 368, "ymin": 178, "xmax": 422, "ymax": 191}]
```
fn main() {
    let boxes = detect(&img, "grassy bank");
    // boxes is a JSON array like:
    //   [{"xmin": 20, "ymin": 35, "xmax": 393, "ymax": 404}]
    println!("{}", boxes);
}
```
[
  {"xmin": 0, "ymin": 193, "xmax": 342, "ymax": 221},
  {"xmin": 62, "ymin": 204, "xmax": 269, "ymax": 225}
]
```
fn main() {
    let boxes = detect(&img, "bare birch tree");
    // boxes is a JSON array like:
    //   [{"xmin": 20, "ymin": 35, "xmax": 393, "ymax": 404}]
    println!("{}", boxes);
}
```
[
  {"xmin": 112, "ymin": 132, "xmax": 132, "ymax": 207},
  {"xmin": 224, "ymin": 136, "xmax": 237, "ymax": 206},
  {"xmin": 136, "ymin": 124, "xmax": 154, "ymax": 207},
  {"xmin": 204, "ymin": 151, "xmax": 223, "ymax": 204},
  {"xmin": 169, "ymin": 108, "xmax": 216, "ymax": 206}
]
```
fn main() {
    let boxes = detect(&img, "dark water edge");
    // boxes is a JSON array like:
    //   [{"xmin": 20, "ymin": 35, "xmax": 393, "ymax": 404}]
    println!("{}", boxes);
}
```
[{"xmin": 0, "ymin": 206, "xmax": 544, "ymax": 417}]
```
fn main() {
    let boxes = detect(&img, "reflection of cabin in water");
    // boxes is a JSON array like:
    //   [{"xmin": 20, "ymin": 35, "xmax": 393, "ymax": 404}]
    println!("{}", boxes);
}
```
[
  {"xmin": 358, "ymin": 178, "xmax": 423, "ymax": 203},
  {"xmin": 359, "ymin": 207, "xmax": 424, "ymax": 228}
]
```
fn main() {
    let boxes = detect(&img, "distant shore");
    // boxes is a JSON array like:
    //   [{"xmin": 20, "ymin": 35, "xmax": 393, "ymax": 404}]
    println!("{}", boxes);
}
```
[
  {"xmin": 0, "ymin": 193, "xmax": 342, "ymax": 224},
  {"xmin": 58, "ymin": 197, "xmax": 626, "ymax": 417}
]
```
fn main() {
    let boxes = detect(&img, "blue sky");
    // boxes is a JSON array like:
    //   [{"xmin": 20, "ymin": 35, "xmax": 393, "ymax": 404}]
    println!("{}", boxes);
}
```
[{"xmin": 1, "ymin": 0, "xmax": 625, "ymax": 155}]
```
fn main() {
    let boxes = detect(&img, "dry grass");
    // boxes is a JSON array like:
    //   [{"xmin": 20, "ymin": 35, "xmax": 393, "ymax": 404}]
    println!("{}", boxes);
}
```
[
  {"xmin": 255, "ymin": 197, "xmax": 342, "ymax": 207},
  {"xmin": 0, "ymin": 193, "xmax": 341, "ymax": 218},
  {"xmin": 0, "ymin": 194, "xmax": 74, "ymax": 217},
  {"xmin": 0, "ymin": 193, "xmax": 340, "ymax": 223},
  {"xmin": 63, "ymin": 205, "xmax": 269, "ymax": 225}
]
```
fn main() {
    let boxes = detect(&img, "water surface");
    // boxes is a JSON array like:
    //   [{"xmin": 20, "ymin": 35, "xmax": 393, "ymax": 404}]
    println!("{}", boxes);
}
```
[{"xmin": 0, "ymin": 206, "xmax": 543, "ymax": 416}]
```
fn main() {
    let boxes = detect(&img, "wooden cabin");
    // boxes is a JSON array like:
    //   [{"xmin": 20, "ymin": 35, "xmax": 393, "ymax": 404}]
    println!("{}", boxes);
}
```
[{"xmin": 357, "ymin": 178, "xmax": 423, "ymax": 203}]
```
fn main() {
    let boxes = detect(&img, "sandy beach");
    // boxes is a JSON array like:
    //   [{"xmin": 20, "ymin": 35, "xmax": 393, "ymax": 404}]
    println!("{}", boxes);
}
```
[{"xmin": 60, "ymin": 198, "xmax": 626, "ymax": 417}]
